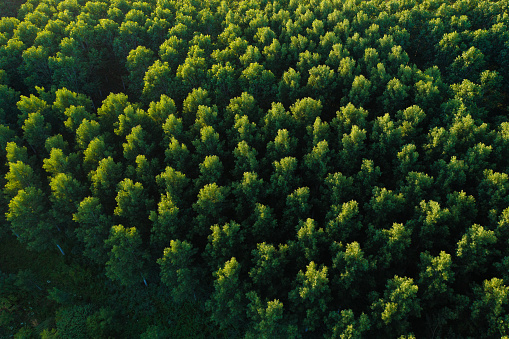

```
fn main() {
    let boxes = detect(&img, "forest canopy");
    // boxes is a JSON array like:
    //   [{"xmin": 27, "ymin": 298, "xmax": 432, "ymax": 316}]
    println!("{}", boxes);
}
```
[{"xmin": 1, "ymin": 0, "xmax": 509, "ymax": 337}]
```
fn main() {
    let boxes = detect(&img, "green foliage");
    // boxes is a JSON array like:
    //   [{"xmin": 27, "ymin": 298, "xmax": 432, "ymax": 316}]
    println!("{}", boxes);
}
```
[
  {"xmin": 207, "ymin": 257, "xmax": 246, "ymax": 333},
  {"xmin": 158, "ymin": 240, "xmax": 201, "ymax": 305},
  {"xmin": 1, "ymin": 0, "xmax": 509, "ymax": 336},
  {"xmin": 105, "ymin": 225, "xmax": 148, "ymax": 287},
  {"xmin": 289, "ymin": 261, "xmax": 331, "ymax": 332},
  {"xmin": 371, "ymin": 276, "xmax": 421, "ymax": 336},
  {"xmin": 56, "ymin": 304, "xmax": 93, "ymax": 339}
]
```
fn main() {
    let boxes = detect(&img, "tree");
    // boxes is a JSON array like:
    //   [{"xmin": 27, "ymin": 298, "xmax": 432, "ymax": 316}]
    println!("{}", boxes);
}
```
[
  {"xmin": 266, "ymin": 128, "xmax": 297, "ymax": 164},
  {"xmin": 113, "ymin": 20, "xmax": 146, "ymax": 61},
  {"xmin": 164, "ymin": 136, "xmax": 190, "ymax": 173},
  {"xmin": 176, "ymin": 47, "xmax": 208, "ymax": 91},
  {"xmin": 63, "ymin": 105, "xmax": 93, "ymax": 133},
  {"xmin": 323, "ymin": 171, "xmax": 356, "ymax": 207},
  {"xmin": 331, "ymin": 241, "xmax": 373, "ymax": 303},
  {"xmin": 96, "ymin": 93, "xmax": 130, "ymax": 131},
  {"xmin": 302, "ymin": 140, "xmax": 330, "ymax": 181},
  {"xmin": 0, "ymin": 83, "xmax": 19, "ymax": 126},
  {"xmin": 158, "ymin": 240, "xmax": 201, "ymax": 304},
  {"xmin": 149, "ymin": 192, "xmax": 185, "ymax": 251},
  {"xmin": 207, "ymin": 61, "xmax": 237, "ymax": 106},
  {"xmin": 142, "ymin": 60, "xmax": 174, "ymax": 104},
  {"xmin": 75, "ymin": 119, "xmax": 101, "ymax": 150},
  {"xmin": 232, "ymin": 141, "xmax": 259, "ymax": 178},
  {"xmin": 471, "ymin": 278, "xmax": 509, "ymax": 338},
  {"xmin": 370, "ymin": 222, "xmax": 412, "ymax": 270},
  {"xmin": 73, "ymin": 196, "xmax": 112, "ymax": 264},
  {"xmin": 295, "ymin": 218, "xmax": 325, "ymax": 264},
  {"xmin": 6, "ymin": 187, "xmax": 55, "ymax": 252},
  {"xmin": 381, "ymin": 77, "xmax": 410, "ymax": 112},
  {"xmin": 325, "ymin": 309, "xmax": 371, "ymax": 339},
  {"xmin": 192, "ymin": 125, "xmax": 224, "ymax": 158},
  {"xmin": 418, "ymin": 251, "xmax": 455, "ymax": 305},
  {"xmin": 456, "ymin": 224, "xmax": 497, "ymax": 276},
  {"xmin": 105, "ymin": 225, "xmax": 148, "ymax": 287},
  {"xmin": 338, "ymin": 125, "xmax": 367, "ymax": 173},
  {"xmin": 114, "ymin": 104, "xmax": 152, "ymax": 139},
  {"xmin": 277, "ymin": 67, "xmax": 302, "ymax": 107},
  {"xmin": 289, "ymin": 97, "xmax": 322, "ymax": 130},
  {"xmin": 4, "ymin": 160, "xmax": 38, "ymax": 200},
  {"xmin": 49, "ymin": 172, "xmax": 85, "ymax": 238},
  {"xmin": 326, "ymin": 200, "xmax": 363, "ymax": 243},
  {"xmin": 89, "ymin": 157, "xmax": 123, "ymax": 205},
  {"xmin": 289, "ymin": 261, "xmax": 331, "ymax": 332},
  {"xmin": 182, "ymin": 87, "xmax": 211, "ymax": 128},
  {"xmin": 225, "ymin": 92, "xmax": 263, "ymax": 131},
  {"xmin": 306, "ymin": 64, "xmax": 336, "ymax": 102},
  {"xmin": 126, "ymin": 45, "xmax": 155, "ymax": 97},
  {"xmin": 123, "ymin": 125, "xmax": 155, "ymax": 161},
  {"xmin": 82, "ymin": 136, "xmax": 114, "ymax": 173},
  {"xmin": 270, "ymin": 156, "xmax": 299, "ymax": 196},
  {"xmin": 5, "ymin": 141, "xmax": 29, "ymax": 164},
  {"xmin": 245, "ymin": 292, "xmax": 298, "ymax": 339},
  {"xmin": 20, "ymin": 45, "xmax": 52, "ymax": 90},
  {"xmin": 348, "ymin": 75, "xmax": 372, "ymax": 107},
  {"xmin": 55, "ymin": 305, "xmax": 93, "ymax": 339},
  {"xmin": 239, "ymin": 62, "xmax": 276, "ymax": 106},
  {"xmin": 42, "ymin": 148, "xmax": 70, "ymax": 176},
  {"xmin": 149, "ymin": 94, "xmax": 177, "ymax": 128},
  {"xmin": 192, "ymin": 105, "xmax": 219, "ymax": 138},
  {"xmin": 206, "ymin": 257, "xmax": 247, "ymax": 334},
  {"xmin": 22, "ymin": 112, "xmax": 51, "ymax": 154},
  {"xmin": 114, "ymin": 178, "xmax": 150, "ymax": 227},
  {"xmin": 204, "ymin": 221, "xmax": 245, "ymax": 271},
  {"xmin": 248, "ymin": 203, "xmax": 279, "ymax": 242},
  {"xmin": 306, "ymin": 116, "xmax": 330, "ymax": 148},
  {"xmin": 367, "ymin": 187, "xmax": 406, "ymax": 228},
  {"xmin": 249, "ymin": 242, "xmax": 290, "ymax": 300},
  {"xmin": 48, "ymin": 46, "xmax": 91, "ymax": 93},
  {"xmin": 407, "ymin": 200, "xmax": 452, "ymax": 251},
  {"xmin": 86, "ymin": 307, "xmax": 120, "ymax": 339},
  {"xmin": 192, "ymin": 183, "xmax": 228, "ymax": 237},
  {"xmin": 155, "ymin": 166, "xmax": 190, "ymax": 203},
  {"xmin": 371, "ymin": 276, "xmax": 421, "ymax": 336},
  {"xmin": 284, "ymin": 188, "xmax": 312, "ymax": 231},
  {"xmin": 228, "ymin": 113, "xmax": 260, "ymax": 149}
]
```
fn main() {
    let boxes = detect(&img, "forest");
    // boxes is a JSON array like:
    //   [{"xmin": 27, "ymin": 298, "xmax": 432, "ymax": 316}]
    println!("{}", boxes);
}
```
[{"xmin": 1, "ymin": 0, "xmax": 509, "ymax": 337}]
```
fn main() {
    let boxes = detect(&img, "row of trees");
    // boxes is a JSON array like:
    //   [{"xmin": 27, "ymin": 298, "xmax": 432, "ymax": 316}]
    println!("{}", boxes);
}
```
[{"xmin": 1, "ymin": 0, "xmax": 509, "ymax": 337}]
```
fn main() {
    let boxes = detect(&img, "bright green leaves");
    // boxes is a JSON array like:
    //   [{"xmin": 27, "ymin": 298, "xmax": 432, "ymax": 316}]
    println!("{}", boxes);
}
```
[
  {"xmin": 73, "ymin": 196, "xmax": 112, "ymax": 264},
  {"xmin": 105, "ymin": 225, "xmax": 148, "ymax": 287},
  {"xmin": 249, "ymin": 242, "xmax": 290, "ymax": 298},
  {"xmin": 270, "ymin": 156, "xmax": 299, "ymax": 197},
  {"xmin": 7, "ymin": 186, "xmax": 54, "ymax": 251},
  {"xmin": 142, "ymin": 60, "xmax": 173, "ymax": 103},
  {"xmin": 456, "ymin": 224, "xmax": 497, "ymax": 275},
  {"xmin": 205, "ymin": 221, "xmax": 244, "ymax": 270},
  {"xmin": 331, "ymin": 241, "xmax": 372, "ymax": 299},
  {"xmin": 114, "ymin": 178, "xmax": 151, "ymax": 226},
  {"xmin": 158, "ymin": 240, "xmax": 201, "ymax": 305},
  {"xmin": 289, "ymin": 261, "xmax": 331, "ymax": 332},
  {"xmin": 240, "ymin": 62, "xmax": 276, "ymax": 106},
  {"xmin": 471, "ymin": 278, "xmax": 509, "ymax": 338},
  {"xmin": 126, "ymin": 46, "xmax": 155, "ymax": 97},
  {"xmin": 326, "ymin": 200, "xmax": 362, "ymax": 243},
  {"xmin": 245, "ymin": 292, "xmax": 298, "ymax": 339},
  {"xmin": 207, "ymin": 257, "xmax": 246, "ymax": 333},
  {"xmin": 371, "ymin": 276, "xmax": 421, "ymax": 336},
  {"xmin": 193, "ymin": 183, "xmax": 228, "ymax": 236},
  {"xmin": 418, "ymin": 251, "xmax": 454, "ymax": 302},
  {"xmin": 4, "ymin": 161, "xmax": 38, "ymax": 199}
]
